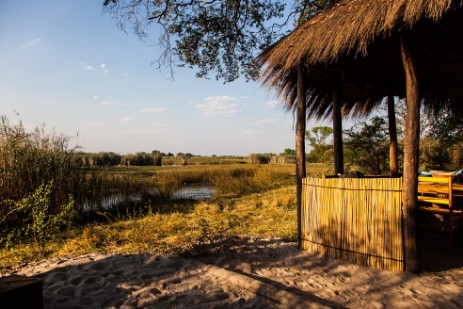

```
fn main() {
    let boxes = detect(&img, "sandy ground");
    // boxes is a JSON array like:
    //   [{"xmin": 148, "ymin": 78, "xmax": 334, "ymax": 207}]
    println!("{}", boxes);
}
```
[{"xmin": 6, "ymin": 235, "xmax": 463, "ymax": 308}]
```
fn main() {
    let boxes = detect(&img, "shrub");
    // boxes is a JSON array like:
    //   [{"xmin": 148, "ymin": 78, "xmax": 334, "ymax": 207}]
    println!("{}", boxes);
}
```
[
  {"xmin": 1, "ymin": 181, "xmax": 76, "ymax": 249},
  {"xmin": 249, "ymin": 153, "xmax": 271, "ymax": 164},
  {"xmin": 0, "ymin": 116, "xmax": 83, "ymax": 245},
  {"xmin": 0, "ymin": 116, "xmax": 84, "ymax": 209}
]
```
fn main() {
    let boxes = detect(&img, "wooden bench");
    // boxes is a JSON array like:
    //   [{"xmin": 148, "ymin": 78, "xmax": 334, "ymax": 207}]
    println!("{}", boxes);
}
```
[{"xmin": 417, "ymin": 175, "xmax": 463, "ymax": 251}]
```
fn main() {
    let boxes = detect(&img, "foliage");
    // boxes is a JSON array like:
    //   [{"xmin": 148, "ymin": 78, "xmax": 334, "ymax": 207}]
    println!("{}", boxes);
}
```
[
  {"xmin": 420, "ymin": 104, "xmax": 463, "ymax": 171},
  {"xmin": 249, "ymin": 153, "xmax": 271, "ymax": 164},
  {"xmin": 103, "ymin": 0, "xmax": 335, "ymax": 82},
  {"xmin": 76, "ymin": 151, "xmax": 163, "ymax": 167},
  {"xmin": 344, "ymin": 117, "xmax": 390, "ymax": 175},
  {"xmin": 176, "ymin": 153, "xmax": 193, "ymax": 165},
  {"xmin": 306, "ymin": 126, "xmax": 333, "ymax": 163},
  {"xmin": 92, "ymin": 152, "xmax": 122, "ymax": 166},
  {"xmin": 281, "ymin": 148, "xmax": 295, "ymax": 156},
  {"xmin": 0, "ymin": 116, "xmax": 84, "ymax": 215},
  {"xmin": 123, "ymin": 152, "xmax": 161, "ymax": 166},
  {"xmin": 0, "ymin": 181, "xmax": 76, "ymax": 250}
]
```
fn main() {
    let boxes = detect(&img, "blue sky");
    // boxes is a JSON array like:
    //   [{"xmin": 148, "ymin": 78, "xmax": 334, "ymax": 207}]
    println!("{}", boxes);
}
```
[{"xmin": 0, "ymin": 0, "xmax": 332, "ymax": 156}]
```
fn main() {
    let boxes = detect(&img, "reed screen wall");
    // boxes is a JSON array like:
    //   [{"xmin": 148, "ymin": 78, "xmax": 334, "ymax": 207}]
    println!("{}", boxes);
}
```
[{"xmin": 301, "ymin": 177, "xmax": 404, "ymax": 271}]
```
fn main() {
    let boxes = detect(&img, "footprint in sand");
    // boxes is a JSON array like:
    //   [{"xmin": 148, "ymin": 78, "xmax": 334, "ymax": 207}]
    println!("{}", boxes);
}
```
[
  {"xmin": 56, "ymin": 286, "xmax": 76, "ymax": 297},
  {"xmin": 48, "ymin": 271, "xmax": 68, "ymax": 281}
]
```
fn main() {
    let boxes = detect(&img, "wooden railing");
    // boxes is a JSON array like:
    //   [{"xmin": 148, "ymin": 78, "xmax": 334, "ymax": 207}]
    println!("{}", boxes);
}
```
[{"xmin": 301, "ymin": 177, "xmax": 404, "ymax": 272}]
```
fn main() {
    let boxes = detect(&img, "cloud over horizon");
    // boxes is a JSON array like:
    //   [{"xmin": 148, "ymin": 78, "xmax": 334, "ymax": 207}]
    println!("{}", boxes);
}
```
[
  {"xmin": 140, "ymin": 107, "xmax": 167, "ymax": 113},
  {"xmin": 120, "ymin": 117, "xmax": 132, "ymax": 122},
  {"xmin": 124, "ymin": 122, "xmax": 168, "ymax": 135},
  {"xmin": 82, "ymin": 62, "xmax": 109, "ymax": 74},
  {"xmin": 251, "ymin": 118, "xmax": 278, "ymax": 126},
  {"xmin": 196, "ymin": 96, "xmax": 241, "ymax": 117},
  {"xmin": 99, "ymin": 101, "xmax": 115, "ymax": 106},
  {"xmin": 25, "ymin": 38, "xmax": 41, "ymax": 47},
  {"xmin": 265, "ymin": 100, "xmax": 279, "ymax": 109}
]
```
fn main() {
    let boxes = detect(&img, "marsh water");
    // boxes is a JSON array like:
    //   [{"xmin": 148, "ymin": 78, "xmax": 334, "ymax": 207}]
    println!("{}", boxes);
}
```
[{"xmin": 82, "ymin": 185, "xmax": 216, "ymax": 211}]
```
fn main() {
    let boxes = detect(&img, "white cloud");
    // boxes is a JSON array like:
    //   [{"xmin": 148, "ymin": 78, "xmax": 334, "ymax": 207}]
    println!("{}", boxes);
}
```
[
  {"xmin": 120, "ymin": 117, "xmax": 132, "ymax": 122},
  {"xmin": 82, "ymin": 62, "xmax": 109, "ymax": 74},
  {"xmin": 124, "ymin": 123, "xmax": 168, "ymax": 134},
  {"xmin": 86, "ymin": 122, "xmax": 108, "ymax": 128},
  {"xmin": 92, "ymin": 96, "xmax": 99, "ymax": 100},
  {"xmin": 141, "ymin": 107, "xmax": 167, "ymax": 113},
  {"xmin": 99, "ymin": 101, "xmax": 115, "ymax": 106},
  {"xmin": 242, "ymin": 130, "xmax": 259, "ymax": 135},
  {"xmin": 25, "ymin": 38, "xmax": 41, "ymax": 47},
  {"xmin": 100, "ymin": 64, "xmax": 109, "ymax": 74},
  {"xmin": 251, "ymin": 118, "xmax": 278, "ymax": 126},
  {"xmin": 265, "ymin": 100, "xmax": 279, "ymax": 109},
  {"xmin": 196, "ymin": 96, "xmax": 241, "ymax": 117}
]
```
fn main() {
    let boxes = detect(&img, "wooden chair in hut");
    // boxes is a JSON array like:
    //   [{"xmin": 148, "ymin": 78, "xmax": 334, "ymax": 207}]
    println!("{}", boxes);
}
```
[{"xmin": 417, "ymin": 175, "xmax": 463, "ymax": 251}]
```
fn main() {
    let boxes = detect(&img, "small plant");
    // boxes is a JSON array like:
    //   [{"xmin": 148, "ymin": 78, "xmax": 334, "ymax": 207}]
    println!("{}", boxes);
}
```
[{"xmin": 1, "ymin": 181, "xmax": 76, "ymax": 250}]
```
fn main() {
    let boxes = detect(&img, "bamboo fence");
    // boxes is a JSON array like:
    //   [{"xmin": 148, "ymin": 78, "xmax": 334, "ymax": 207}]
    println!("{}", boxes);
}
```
[{"xmin": 301, "ymin": 177, "xmax": 404, "ymax": 272}]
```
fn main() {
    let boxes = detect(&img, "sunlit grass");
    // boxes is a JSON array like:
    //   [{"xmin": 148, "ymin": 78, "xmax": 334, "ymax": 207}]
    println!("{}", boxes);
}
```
[{"xmin": 0, "ymin": 163, "xmax": 328, "ymax": 273}]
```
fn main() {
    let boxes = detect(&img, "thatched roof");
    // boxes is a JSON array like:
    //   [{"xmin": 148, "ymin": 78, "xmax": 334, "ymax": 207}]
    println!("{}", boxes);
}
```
[{"xmin": 258, "ymin": 0, "xmax": 463, "ymax": 118}]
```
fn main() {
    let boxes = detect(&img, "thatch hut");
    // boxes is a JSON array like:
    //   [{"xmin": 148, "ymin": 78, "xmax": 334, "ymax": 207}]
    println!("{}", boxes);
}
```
[{"xmin": 258, "ymin": 0, "xmax": 463, "ymax": 272}]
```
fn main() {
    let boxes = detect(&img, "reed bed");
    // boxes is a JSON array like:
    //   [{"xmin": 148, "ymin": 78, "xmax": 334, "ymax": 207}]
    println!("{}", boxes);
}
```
[
  {"xmin": 1, "ymin": 184, "xmax": 297, "ymax": 271},
  {"xmin": 301, "ymin": 177, "xmax": 404, "ymax": 272}
]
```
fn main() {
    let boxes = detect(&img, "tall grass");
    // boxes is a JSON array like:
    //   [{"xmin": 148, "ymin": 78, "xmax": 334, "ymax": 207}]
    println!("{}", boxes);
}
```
[
  {"xmin": 149, "ymin": 164, "xmax": 294, "ymax": 197},
  {"xmin": 0, "ymin": 116, "xmax": 84, "ymax": 208},
  {"xmin": 0, "ymin": 116, "xmax": 83, "ymax": 249},
  {"xmin": 0, "ymin": 118, "xmax": 324, "ymax": 272}
]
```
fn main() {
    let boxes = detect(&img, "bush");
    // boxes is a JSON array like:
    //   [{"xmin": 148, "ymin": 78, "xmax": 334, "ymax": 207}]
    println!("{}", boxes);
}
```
[
  {"xmin": 249, "ymin": 153, "xmax": 271, "ymax": 164},
  {"xmin": 1, "ymin": 181, "xmax": 76, "ymax": 249},
  {"xmin": 0, "ymin": 116, "xmax": 83, "ymax": 245}
]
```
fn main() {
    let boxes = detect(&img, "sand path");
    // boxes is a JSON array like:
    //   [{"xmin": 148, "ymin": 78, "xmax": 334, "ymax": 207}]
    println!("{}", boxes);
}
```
[{"xmin": 8, "ymin": 237, "xmax": 463, "ymax": 308}]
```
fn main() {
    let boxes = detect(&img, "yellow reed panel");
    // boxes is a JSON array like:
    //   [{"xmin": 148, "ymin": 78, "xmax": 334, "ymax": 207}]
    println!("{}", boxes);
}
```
[{"xmin": 301, "ymin": 177, "xmax": 404, "ymax": 272}]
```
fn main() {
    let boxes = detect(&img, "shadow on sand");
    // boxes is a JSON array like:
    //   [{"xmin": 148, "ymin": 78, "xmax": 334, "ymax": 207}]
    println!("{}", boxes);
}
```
[
  {"xmin": 418, "ymin": 230, "xmax": 463, "ymax": 272},
  {"xmin": 10, "ymin": 236, "xmax": 463, "ymax": 308}
]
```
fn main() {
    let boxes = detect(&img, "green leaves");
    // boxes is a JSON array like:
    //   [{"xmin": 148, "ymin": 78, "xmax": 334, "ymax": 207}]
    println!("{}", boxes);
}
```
[
  {"xmin": 1, "ymin": 181, "xmax": 76, "ymax": 249},
  {"xmin": 306, "ymin": 126, "xmax": 334, "ymax": 163},
  {"xmin": 104, "ymin": 0, "xmax": 335, "ymax": 82},
  {"xmin": 344, "ymin": 117, "xmax": 390, "ymax": 175}
]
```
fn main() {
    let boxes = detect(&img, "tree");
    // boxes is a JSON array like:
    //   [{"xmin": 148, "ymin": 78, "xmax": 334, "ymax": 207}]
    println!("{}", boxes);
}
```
[
  {"xmin": 176, "ymin": 152, "xmax": 192, "ymax": 165},
  {"xmin": 103, "ymin": 0, "xmax": 335, "ymax": 82},
  {"xmin": 305, "ymin": 126, "xmax": 333, "ymax": 163},
  {"xmin": 344, "ymin": 117, "xmax": 390, "ymax": 175},
  {"xmin": 152, "ymin": 150, "xmax": 163, "ymax": 166},
  {"xmin": 420, "ymin": 104, "xmax": 463, "ymax": 171},
  {"xmin": 281, "ymin": 148, "xmax": 296, "ymax": 156}
]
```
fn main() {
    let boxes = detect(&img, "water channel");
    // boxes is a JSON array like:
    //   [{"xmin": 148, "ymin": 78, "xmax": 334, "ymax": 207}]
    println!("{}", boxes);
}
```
[{"xmin": 82, "ymin": 185, "xmax": 215, "ymax": 211}]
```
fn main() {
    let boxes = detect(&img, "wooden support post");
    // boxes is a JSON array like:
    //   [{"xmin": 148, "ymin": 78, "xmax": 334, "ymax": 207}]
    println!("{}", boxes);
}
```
[
  {"xmin": 401, "ymin": 36, "xmax": 420, "ymax": 273},
  {"xmin": 332, "ymin": 74, "xmax": 344, "ymax": 175},
  {"xmin": 296, "ymin": 64, "xmax": 307, "ymax": 249},
  {"xmin": 388, "ymin": 95, "xmax": 399, "ymax": 177}
]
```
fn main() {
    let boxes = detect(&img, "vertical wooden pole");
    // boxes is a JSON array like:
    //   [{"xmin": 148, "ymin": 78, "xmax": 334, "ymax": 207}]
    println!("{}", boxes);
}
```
[
  {"xmin": 388, "ymin": 95, "xmax": 399, "ymax": 177},
  {"xmin": 296, "ymin": 64, "xmax": 307, "ymax": 249},
  {"xmin": 401, "ymin": 36, "xmax": 419, "ymax": 273},
  {"xmin": 332, "ymin": 74, "xmax": 344, "ymax": 175}
]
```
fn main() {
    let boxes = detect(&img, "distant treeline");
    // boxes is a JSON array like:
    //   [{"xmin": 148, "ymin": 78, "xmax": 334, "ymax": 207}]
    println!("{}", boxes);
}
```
[
  {"xmin": 75, "ymin": 151, "xmax": 165, "ymax": 167},
  {"xmin": 75, "ymin": 151, "xmax": 296, "ymax": 167}
]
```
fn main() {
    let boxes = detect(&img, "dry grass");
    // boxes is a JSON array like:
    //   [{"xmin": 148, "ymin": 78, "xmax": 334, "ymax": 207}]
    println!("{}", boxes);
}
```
[
  {"xmin": 0, "ymin": 163, "xmax": 327, "ymax": 272},
  {"xmin": 0, "ymin": 185, "xmax": 296, "ymax": 272}
]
